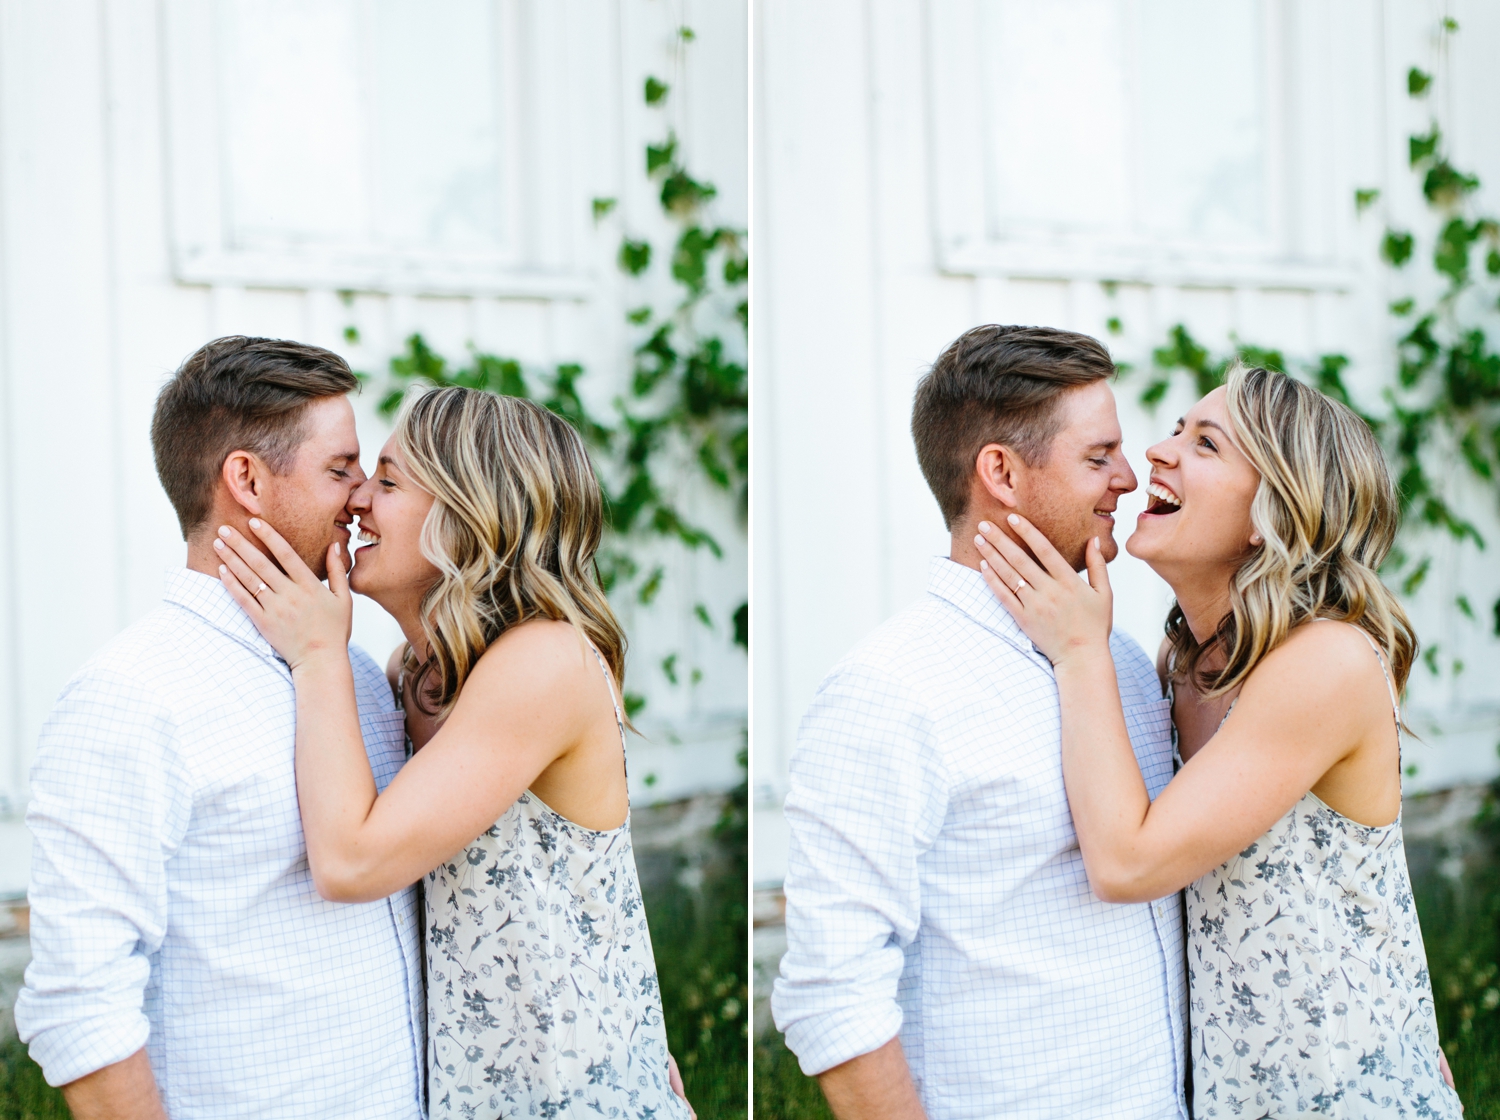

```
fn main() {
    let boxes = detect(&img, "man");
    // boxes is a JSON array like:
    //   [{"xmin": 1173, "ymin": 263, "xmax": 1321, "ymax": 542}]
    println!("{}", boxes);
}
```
[
  {"xmin": 15, "ymin": 337, "xmax": 424, "ymax": 1119},
  {"xmin": 772, "ymin": 326, "xmax": 1188, "ymax": 1119}
]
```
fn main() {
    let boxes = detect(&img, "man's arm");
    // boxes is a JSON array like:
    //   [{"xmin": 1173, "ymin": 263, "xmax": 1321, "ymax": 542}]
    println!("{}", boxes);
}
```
[
  {"xmin": 61, "ymin": 1049, "xmax": 166, "ymax": 1120},
  {"xmin": 15, "ymin": 669, "xmax": 189, "ymax": 1092},
  {"xmin": 818, "ymin": 1037, "xmax": 927, "ymax": 1120},
  {"xmin": 771, "ymin": 662, "xmax": 946, "ymax": 1085}
]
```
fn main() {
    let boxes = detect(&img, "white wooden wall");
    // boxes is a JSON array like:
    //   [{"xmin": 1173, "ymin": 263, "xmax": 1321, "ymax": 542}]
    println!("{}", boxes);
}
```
[
  {"xmin": 0, "ymin": 0, "xmax": 748, "ymax": 893},
  {"xmin": 752, "ymin": 0, "xmax": 1500, "ymax": 886}
]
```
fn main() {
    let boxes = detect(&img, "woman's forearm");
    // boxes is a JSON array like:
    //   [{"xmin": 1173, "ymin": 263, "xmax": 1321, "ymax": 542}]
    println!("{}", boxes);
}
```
[
  {"xmin": 1053, "ymin": 647, "xmax": 1158, "ymax": 902},
  {"xmin": 290, "ymin": 652, "xmax": 381, "ymax": 900}
]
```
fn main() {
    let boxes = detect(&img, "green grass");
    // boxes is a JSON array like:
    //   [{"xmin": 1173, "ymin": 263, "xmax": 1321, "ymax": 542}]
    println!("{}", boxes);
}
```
[
  {"xmin": 1414, "ymin": 783, "xmax": 1500, "ymax": 1119},
  {"xmin": 0, "ymin": 1036, "xmax": 66, "ymax": 1120},
  {"xmin": 755, "ymin": 1030, "xmax": 833, "ymax": 1119},
  {"xmin": 647, "ymin": 779, "xmax": 750, "ymax": 1119}
]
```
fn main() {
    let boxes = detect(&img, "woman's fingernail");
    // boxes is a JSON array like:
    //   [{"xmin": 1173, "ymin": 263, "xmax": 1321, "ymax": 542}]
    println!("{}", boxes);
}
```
[
  {"xmin": 980, "ymin": 559, "xmax": 989, "ymax": 571},
  {"xmin": 333, "ymin": 542, "xmax": 341, "ymax": 556},
  {"xmin": 1008, "ymin": 514, "xmax": 1020, "ymax": 525},
  {"xmin": 974, "ymin": 534, "xmax": 985, "ymax": 548},
  {"xmin": 218, "ymin": 526, "xmax": 230, "ymax": 538},
  {"xmin": 213, "ymin": 539, "xmax": 224, "ymax": 551},
  {"xmin": 218, "ymin": 565, "xmax": 226, "ymax": 574},
  {"xmin": 249, "ymin": 518, "xmax": 261, "ymax": 529},
  {"xmin": 978, "ymin": 521, "xmax": 992, "ymax": 533}
]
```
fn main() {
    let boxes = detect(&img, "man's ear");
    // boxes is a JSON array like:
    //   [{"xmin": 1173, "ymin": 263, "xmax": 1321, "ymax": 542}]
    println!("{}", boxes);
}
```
[
  {"xmin": 221, "ymin": 450, "xmax": 269, "ymax": 517},
  {"xmin": 974, "ymin": 442, "xmax": 1024, "ymax": 510}
]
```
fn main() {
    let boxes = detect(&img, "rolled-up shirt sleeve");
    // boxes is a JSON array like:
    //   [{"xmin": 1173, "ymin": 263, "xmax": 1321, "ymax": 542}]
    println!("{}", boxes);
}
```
[
  {"xmin": 15, "ymin": 670, "xmax": 190, "ymax": 1087},
  {"xmin": 772, "ymin": 663, "xmax": 947, "ymax": 1076}
]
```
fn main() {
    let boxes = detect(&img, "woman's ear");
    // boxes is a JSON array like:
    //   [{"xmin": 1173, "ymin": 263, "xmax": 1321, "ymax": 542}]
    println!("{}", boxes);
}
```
[{"xmin": 1249, "ymin": 531, "xmax": 1264, "ymax": 546}]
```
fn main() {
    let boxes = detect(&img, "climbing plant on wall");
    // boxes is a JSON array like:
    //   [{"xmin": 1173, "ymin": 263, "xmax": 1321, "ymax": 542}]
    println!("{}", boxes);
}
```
[
  {"xmin": 1125, "ymin": 16, "xmax": 1500, "ymax": 679},
  {"xmin": 357, "ymin": 25, "xmax": 747, "ymax": 718}
]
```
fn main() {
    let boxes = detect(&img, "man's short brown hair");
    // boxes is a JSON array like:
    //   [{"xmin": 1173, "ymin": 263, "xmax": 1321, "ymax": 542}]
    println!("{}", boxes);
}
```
[
  {"xmin": 911, "ymin": 325, "xmax": 1116, "ymax": 528},
  {"xmin": 151, "ymin": 336, "xmax": 359, "ymax": 538}
]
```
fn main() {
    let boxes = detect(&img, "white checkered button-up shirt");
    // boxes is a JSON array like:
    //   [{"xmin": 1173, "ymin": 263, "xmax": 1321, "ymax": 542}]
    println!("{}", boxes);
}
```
[
  {"xmin": 773, "ymin": 557, "xmax": 1188, "ymax": 1120},
  {"xmin": 16, "ymin": 569, "xmax": 424, "ymax": 1118}
]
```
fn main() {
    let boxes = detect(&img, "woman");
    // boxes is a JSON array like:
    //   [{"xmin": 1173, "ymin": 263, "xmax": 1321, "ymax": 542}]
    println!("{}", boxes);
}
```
[
  {"xmin": 214, "ymin": 387, "xmax": 693, "ymax": 1120},
  {"xmin": 973, "ymin": 364, "xmax": 1461, "ymax": 1119}
]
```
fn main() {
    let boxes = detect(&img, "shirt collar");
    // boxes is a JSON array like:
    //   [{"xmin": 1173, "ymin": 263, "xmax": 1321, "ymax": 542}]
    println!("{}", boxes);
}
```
[
  {"xmin": 163, "ymin": 567, "xmax": 286, "ymax": 666},
  {"xmin": 926, "ymin": 555, "xmax": 1052, "ymax": 666}
]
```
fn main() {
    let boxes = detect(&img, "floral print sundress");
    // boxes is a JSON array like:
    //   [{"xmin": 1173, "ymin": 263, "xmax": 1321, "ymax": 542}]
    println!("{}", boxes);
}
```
[
  {"xmin": 424, "ymin": 648, "xmax": 690, "ymax": 1120},
  {"xmin": 1185, "ymin": 624, "xmax": 1461, "ymax": 1118}
]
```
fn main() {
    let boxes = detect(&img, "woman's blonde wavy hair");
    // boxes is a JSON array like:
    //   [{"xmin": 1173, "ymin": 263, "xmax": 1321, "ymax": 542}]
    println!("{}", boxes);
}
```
[
  {"xmin": 1165, "ymin": 362, "xmax": 1416, "ymax": 700},
  {"xmin": 393, "ymin": 386, "xmax": 627, "ymax": 716}
]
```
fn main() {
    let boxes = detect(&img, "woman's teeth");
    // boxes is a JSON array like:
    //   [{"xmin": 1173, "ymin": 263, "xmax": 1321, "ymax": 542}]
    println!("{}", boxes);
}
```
[
  {"xmin": 357, "ymin": 528, "xmax": 381, "ymax": 544},
  {"xmin": 1147, "ymin": 483, "xmax": 1181, "ymax": 508}
]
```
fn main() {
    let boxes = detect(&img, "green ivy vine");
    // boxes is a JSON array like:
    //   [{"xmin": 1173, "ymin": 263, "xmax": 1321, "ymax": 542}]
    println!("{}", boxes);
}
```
[
  {"xmin": 1121, "ymin": 16, "xmax": 1500, "ymax": 681},
  {"xmin": 351, "ymin": 25, "xmax": 747, "ymax": 719}
]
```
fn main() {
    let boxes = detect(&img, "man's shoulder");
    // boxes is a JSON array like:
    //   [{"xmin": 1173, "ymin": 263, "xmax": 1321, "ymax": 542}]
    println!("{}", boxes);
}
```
[
  {"xmin": 829, "ymin": 595, "xmax": 967, "ymax": 679},
  {"xmin": 1109, "ymin": 629, "xmax": 1165, "ymax": 707}
]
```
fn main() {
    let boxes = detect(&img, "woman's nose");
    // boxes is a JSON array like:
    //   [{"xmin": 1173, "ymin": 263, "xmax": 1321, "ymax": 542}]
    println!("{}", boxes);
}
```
[
  {"xmin": 1146, "ymin": 438, "xmax": 1174, "ymax": 468},
  {"xmin": 346, "ymin": 477, "xmax": 374, "ymax": 514}
]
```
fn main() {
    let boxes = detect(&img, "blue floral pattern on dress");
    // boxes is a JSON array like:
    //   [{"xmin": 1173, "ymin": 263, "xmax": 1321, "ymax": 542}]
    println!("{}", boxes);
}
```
[
  {"xmin": 1187, "ymin": 793, "xmax": 1461, "ymax": 1118},
  {"xmin": 424, "ymin": 651, "xmax": 690, "ymax": 1120}
]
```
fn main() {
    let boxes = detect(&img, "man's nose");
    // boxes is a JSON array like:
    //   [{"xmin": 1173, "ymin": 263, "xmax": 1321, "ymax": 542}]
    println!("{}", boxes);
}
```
[
  {"xmin": 1114, "ymin": 454, "xmax": 1139, "ymax": 493},
  {"xmin": 347, "ymin": 477, "xmax": 373, "ymax": 514}
]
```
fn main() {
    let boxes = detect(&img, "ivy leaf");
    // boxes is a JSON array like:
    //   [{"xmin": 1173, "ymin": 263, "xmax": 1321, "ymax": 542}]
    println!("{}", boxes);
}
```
[
  {"xmin": 1355, "ymin": 188, "xmax": 1381, "ymax": 212},
  {"xmin": 1139, "ymin": 379, "xmax": 1170, "ymax": 410},
  {"xmin": 661, "ymin": 170, "xmax": 717, "ymax": 214},
  {"xmin": 638, "ymin": 566, "xmax": 665, "ymax": 605},
  {"xmin": 377, "ymin": 388, "xmax": 406, "ymax": 418},
  {"xmin": 1423, "ymin": 645, "xmax": 1441, "ymax": 676},
  {"xmin": 723, "ymin": 254, "xmax": 748, "ymax": 285},
  {"xmin": 623, "ymin": 693, "xmax": 646, "ymax": 720},
  {"xmin": 343, "ymin": 325, "xmax": 360, "ymax": 344},
  {"xmin": 1423, "ymin": 161, "xmax": 1480, "ymax": 206},
  {"xmin": 1409, "ymin": 126, "xmax": 1440, "ymax": 167},
  {"xmin": 660, "ymin": 653, "xmax": 678, "ymax": 685},
  {"xmin": 644, "ymin": 76, "xmax": 669, "ymax": 105},
  {"xmin": 1434, "ymin": 217, "xmax": 1476, "ymax": 284},
  {"xmin": 646, "ymin": 134, "xmax": 677, "ymax": 175},
  {"xmin": 1488, "ymin": 248, "xmax": 1500, "ymax": 277},
  {"xmin": 1494, "ymin": 598, "xmax": 1500, "ymax": 638},
  {"xmin": 732, "ymin": 602, "xmax": 748, "ymax": 650},
  {"xmin": 1402, "ymin": 556, "xmax": 1431, "ymax": 596},
  {"xmin": 1456, "ymin": 594, "xmax": 1475, "ymax": 620},
  {"xmin": 1389, "ymin": 298, "xmax": 1415, "ymax": 316},
  {"xmin": 678, "ymin": 25, "xmax": 695, "ymax": 42},
  {"xmin": 1382, "ymin": 230, "xmax": 1414, "ymax": 267},
  {"xmin": 1407, "ymin": 68, "xmax": 1432, "ymax": 97},
  {"xmin": 626, "ymin": 305, "xmax": 652, "ymax": 325},
  {"xmin": 1106, "ymin": 316, "xmax": 1123, "ymax": 335},
  {"xmin": 693, "ymin": 603, "xmax": 714, "ymax": 630},
  {"xmin": 592, "ymin": 197, "xmax": 617, "ymax": 220},
  {"xmin": 618, "ymin": 239, "xmax": 652, "ymax": 276},
  {"xmin": 1443, "ymin": 16, "xmax": 1458, "ymax": 32}
]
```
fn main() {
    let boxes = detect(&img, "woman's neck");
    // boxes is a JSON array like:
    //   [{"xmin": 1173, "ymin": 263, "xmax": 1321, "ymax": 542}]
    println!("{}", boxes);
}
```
[{"xmin": 1160, "ymin": 563, "xmax": 1237, "ymax": 645}]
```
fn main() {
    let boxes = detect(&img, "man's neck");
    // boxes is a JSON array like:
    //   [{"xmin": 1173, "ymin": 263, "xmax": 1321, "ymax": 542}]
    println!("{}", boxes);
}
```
[{"xmin": 948, "ymin": 509, "xmax": 1024, "ymax": 572}]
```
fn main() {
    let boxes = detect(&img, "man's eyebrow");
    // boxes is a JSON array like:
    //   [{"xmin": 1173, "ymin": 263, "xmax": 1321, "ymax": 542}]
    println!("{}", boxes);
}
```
[
  {"xmin": 1085, "ymin": 439, "xmax": 1120, "ymax": 452},
  {"xmin": 328, "ymin": 449, "xmax": 360, "ymax": 464}
]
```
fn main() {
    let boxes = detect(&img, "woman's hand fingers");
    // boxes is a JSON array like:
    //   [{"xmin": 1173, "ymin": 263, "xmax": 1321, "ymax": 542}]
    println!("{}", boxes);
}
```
[
  {"xmin": 974, "ymin": 534, "xmax": 1026, "ymax": 601},
  {"xmin": 245, "ymin": 518, "xmax": 319, "ymax": 585},
  {"xmin": 215, "ymin": 537, "xmax": 272, "ymax": 604},
  {"xmin": 326, "ymin": 542, "xmax": 351, "ymax": 602},
  {"xmin": 1003, "ymin": 513, "xmax": 1078, "ymax": 582},
  {"xmin": 217, "ymin": 559, "xmax": 259, "ymax": 614},
  {"xmin": 216, "ymin": 525, "xmax": 288, "ymax": 591},
  {"xmin": 975, "ymin": 519, "xmax": 1049, "ymax": 587}
]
